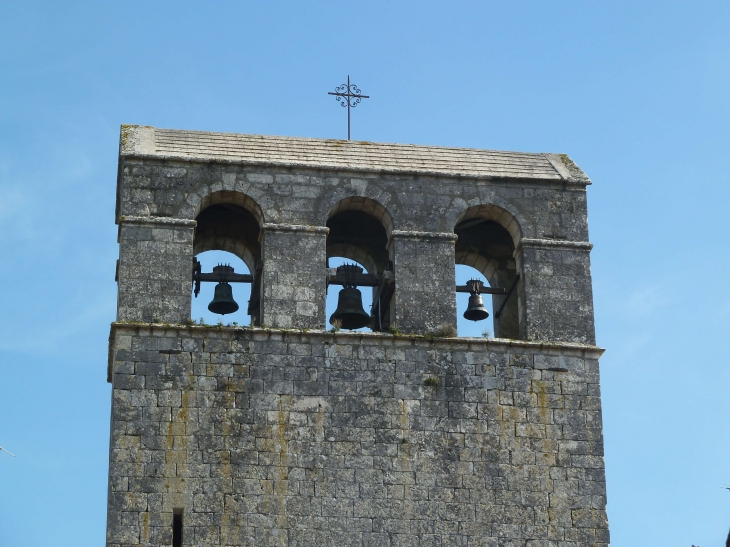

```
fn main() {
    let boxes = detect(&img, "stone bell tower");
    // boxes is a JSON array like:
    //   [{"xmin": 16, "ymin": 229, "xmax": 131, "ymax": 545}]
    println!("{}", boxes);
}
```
[{"xmin": 107, "ymin": 125, "xmax": 609, "ymax": 547}]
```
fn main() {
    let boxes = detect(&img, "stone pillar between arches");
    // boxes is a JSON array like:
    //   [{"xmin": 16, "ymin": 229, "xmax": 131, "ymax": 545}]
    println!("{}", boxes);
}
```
[
  {"xmin": 388, "ymin": 230, "xmax": 458, "ymax": 335},
  {"xmin": 260, "ymin": 223, "xmax": 329, "ymax": 330}
]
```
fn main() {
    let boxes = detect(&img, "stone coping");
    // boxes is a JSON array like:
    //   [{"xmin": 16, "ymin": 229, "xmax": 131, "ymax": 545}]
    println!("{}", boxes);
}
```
[
  {"xmin": 108, "ymin": 322, "xmax": 605, "ymax": 381},
  {"xmin": 119, "ymin": 125, "xmax": 592, "ymax": 185}
]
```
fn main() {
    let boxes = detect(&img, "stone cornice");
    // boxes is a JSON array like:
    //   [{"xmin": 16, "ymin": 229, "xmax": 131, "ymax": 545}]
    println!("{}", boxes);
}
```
[
  {"xmin": 108, "ymin": 322, "xmax": 605, "ymax": 381},
  {"xmin": 261, "ymin": 223, "xmax": 330, "ymax": 234},
  {"xmin": 118, "ymin": 215, "xmax": 197, "ymax": 228},
  {"xmin": 515, "ymin": 237, "xmax": 593, "ymax": 253},
  {"xmin": 388, "ymin": 230, "xmax": 458, "ymax": 246}
]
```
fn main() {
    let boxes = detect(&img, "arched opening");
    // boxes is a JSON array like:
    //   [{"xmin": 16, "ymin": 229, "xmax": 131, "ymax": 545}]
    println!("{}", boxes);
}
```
[
  {"xmin": 325, "ymin": 199, "xmax": 392, "ymax": 331},
  {"xmin": 454, "ymin": 207, "xmax": 522, "ymax": 339},
  {"xmin": 193, "ymin": 193, "xmax": 263, "ymax": 325}
]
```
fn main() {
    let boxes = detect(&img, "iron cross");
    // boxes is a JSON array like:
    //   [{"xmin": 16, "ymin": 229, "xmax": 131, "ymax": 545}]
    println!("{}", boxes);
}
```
[{"xmin": 328, "ymin": 75, "xmax": 369, "ymax": 140}]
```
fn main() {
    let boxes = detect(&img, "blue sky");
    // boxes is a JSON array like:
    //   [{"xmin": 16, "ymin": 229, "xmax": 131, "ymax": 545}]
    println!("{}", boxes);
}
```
[{"xmin": 1, "ymin": 1, "xmax": 729, "ymax": 545}]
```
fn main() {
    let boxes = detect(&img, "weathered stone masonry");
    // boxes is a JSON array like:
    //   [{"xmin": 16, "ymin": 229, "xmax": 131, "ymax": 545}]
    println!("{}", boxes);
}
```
[
  {"xmin": 108, "ymin": 126, "xmax": 609, "ymax": 546},
  {"xmin": 108, "ymin": 327, "xmax": 608, "ymax": 547}
]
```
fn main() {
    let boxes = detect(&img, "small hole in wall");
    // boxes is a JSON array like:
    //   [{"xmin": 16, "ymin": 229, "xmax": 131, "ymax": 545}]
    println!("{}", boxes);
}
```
[{"xmin": 172, "ymin": 509, "xmax": 183, "ymax": 547}]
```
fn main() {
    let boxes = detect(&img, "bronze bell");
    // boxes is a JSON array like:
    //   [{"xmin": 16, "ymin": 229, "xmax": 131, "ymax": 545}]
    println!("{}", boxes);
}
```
[
  {"xmin": 208, "ymin": 282, "xmax": 239, "ymax": 315},
  {"xmin": 330, "ymin": 287, "xmax": 370, "ymax": 330},
  {"xmin": 464, "ymin": 292, "xmax": 489, "ymax": 321}
]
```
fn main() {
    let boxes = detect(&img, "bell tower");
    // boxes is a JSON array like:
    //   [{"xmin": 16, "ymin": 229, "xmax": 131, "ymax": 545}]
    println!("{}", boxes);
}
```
[{"xmin": 108, "ymin": 125, "xmax": 609, "ymax": 547}]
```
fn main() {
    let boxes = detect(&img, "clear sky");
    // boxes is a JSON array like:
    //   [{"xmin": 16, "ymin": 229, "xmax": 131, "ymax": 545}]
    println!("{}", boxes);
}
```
[{"xmin": 1, "ymin": 1, "xmax": 729, "ymax": 545}]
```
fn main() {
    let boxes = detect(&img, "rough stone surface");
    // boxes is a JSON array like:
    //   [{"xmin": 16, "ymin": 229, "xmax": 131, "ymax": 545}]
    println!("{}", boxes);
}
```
[
  {"xmin": 117, "ymin": 218, "xmax": 196, "ymax": 324},
  {"xmin": 109, "ymin": 126, "xmax": 609, "ymax": 546},
  {"xmin": 261, "ymin": 226, "xmax": 329, "ymax": 330},
  {"xmin": 518, "ymin": 241, "xmax": 595, "ymax": 344},
  {"xmin": 389, "ymin": 232, "xmax": 458, "ymax": 335},
  {"xmin": 107, "ymin": 326, "xmax": 608, "ymax": 547}
]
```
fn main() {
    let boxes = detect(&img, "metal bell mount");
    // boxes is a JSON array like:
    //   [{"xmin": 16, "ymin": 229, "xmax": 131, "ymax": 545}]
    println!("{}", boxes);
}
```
[
  {"xmin": 193, "ymin": 260, "xmax": 253, "ymax": 316},
  {"xmin": 455, "ymin": 275, "xmax": 521, "ymax": 322}
]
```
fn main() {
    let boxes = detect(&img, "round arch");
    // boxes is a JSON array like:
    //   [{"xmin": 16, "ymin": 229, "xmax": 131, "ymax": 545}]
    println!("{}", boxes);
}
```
[
  {"xmin": 326, "ymin": 243, "xmax": 378, "ymax": 276},
  {"xmin": 454, "ymin": 203, "xmax": 522, "ymax": 249},
  {"xmin": 325, "ymin": 196, "xmax": 393, "ymax": 275},
  {"xmin": 194, "ymin": 237, "xmax": 257, "ymax": 275},
  {"xmin": 193, "ymin": 191, "xmax": 264, "ymax": 275},
  {"xmin": 325, "ymin": 196, "xmax": 394, "ymax": 238},
  {"xmin": 453, "ymin": 251, "xmax": 502, "ymax": 288},
  {"xmin": 194, "ymin": 190, "xmax": 265, "ymax": 226}
]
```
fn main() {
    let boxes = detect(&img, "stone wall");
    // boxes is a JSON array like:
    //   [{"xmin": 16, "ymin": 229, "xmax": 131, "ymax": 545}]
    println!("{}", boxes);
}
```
[{"xmin": 107, "ymin": 324, "xmax": 608, "ymax": 547}]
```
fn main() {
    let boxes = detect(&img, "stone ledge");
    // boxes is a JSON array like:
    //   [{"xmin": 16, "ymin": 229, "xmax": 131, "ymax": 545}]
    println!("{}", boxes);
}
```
[
  {"xmin": 543, "ymin": 153, "xmax": 592, "ymax": 185},
  {"xmin": 516, "ymin": 237, "xmax": 593, "ymax": 253},
  {"xmin": 120, "ymin": 124, "xmax": 155, "ymax": 156},
  {"xmin": 118, "ymin": 215, "xmax": 197, "ymax": 228},
  {"xmin": 389, "ymin": 230, "xmax": 459, "ymax": 242},
  {"xmin": 108, "ymin": 321, "xmax": 605, "ymax": 381},
  {"xmin": 123, "ymin": 153, "xmax": 593, "ymax": 191},
  {"xmin": 262, "ymin": 223, "xmax": 330, "ymax": 234}
]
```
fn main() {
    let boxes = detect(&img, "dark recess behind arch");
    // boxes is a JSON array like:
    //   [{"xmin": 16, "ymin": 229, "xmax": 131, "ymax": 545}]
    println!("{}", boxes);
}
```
[
  {"xmin": 194, "ymin": 204, "xmax": 261, "ymax": 269},
  {"xmin": 326, "ymin": 210, "xmax": 388, "ymax": 274}
]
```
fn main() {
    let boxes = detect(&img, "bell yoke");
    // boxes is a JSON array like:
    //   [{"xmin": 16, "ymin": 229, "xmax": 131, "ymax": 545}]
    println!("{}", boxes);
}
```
[{"xmin": 193, "ymin": 259, "xmax": 519, "ymax": 329}]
